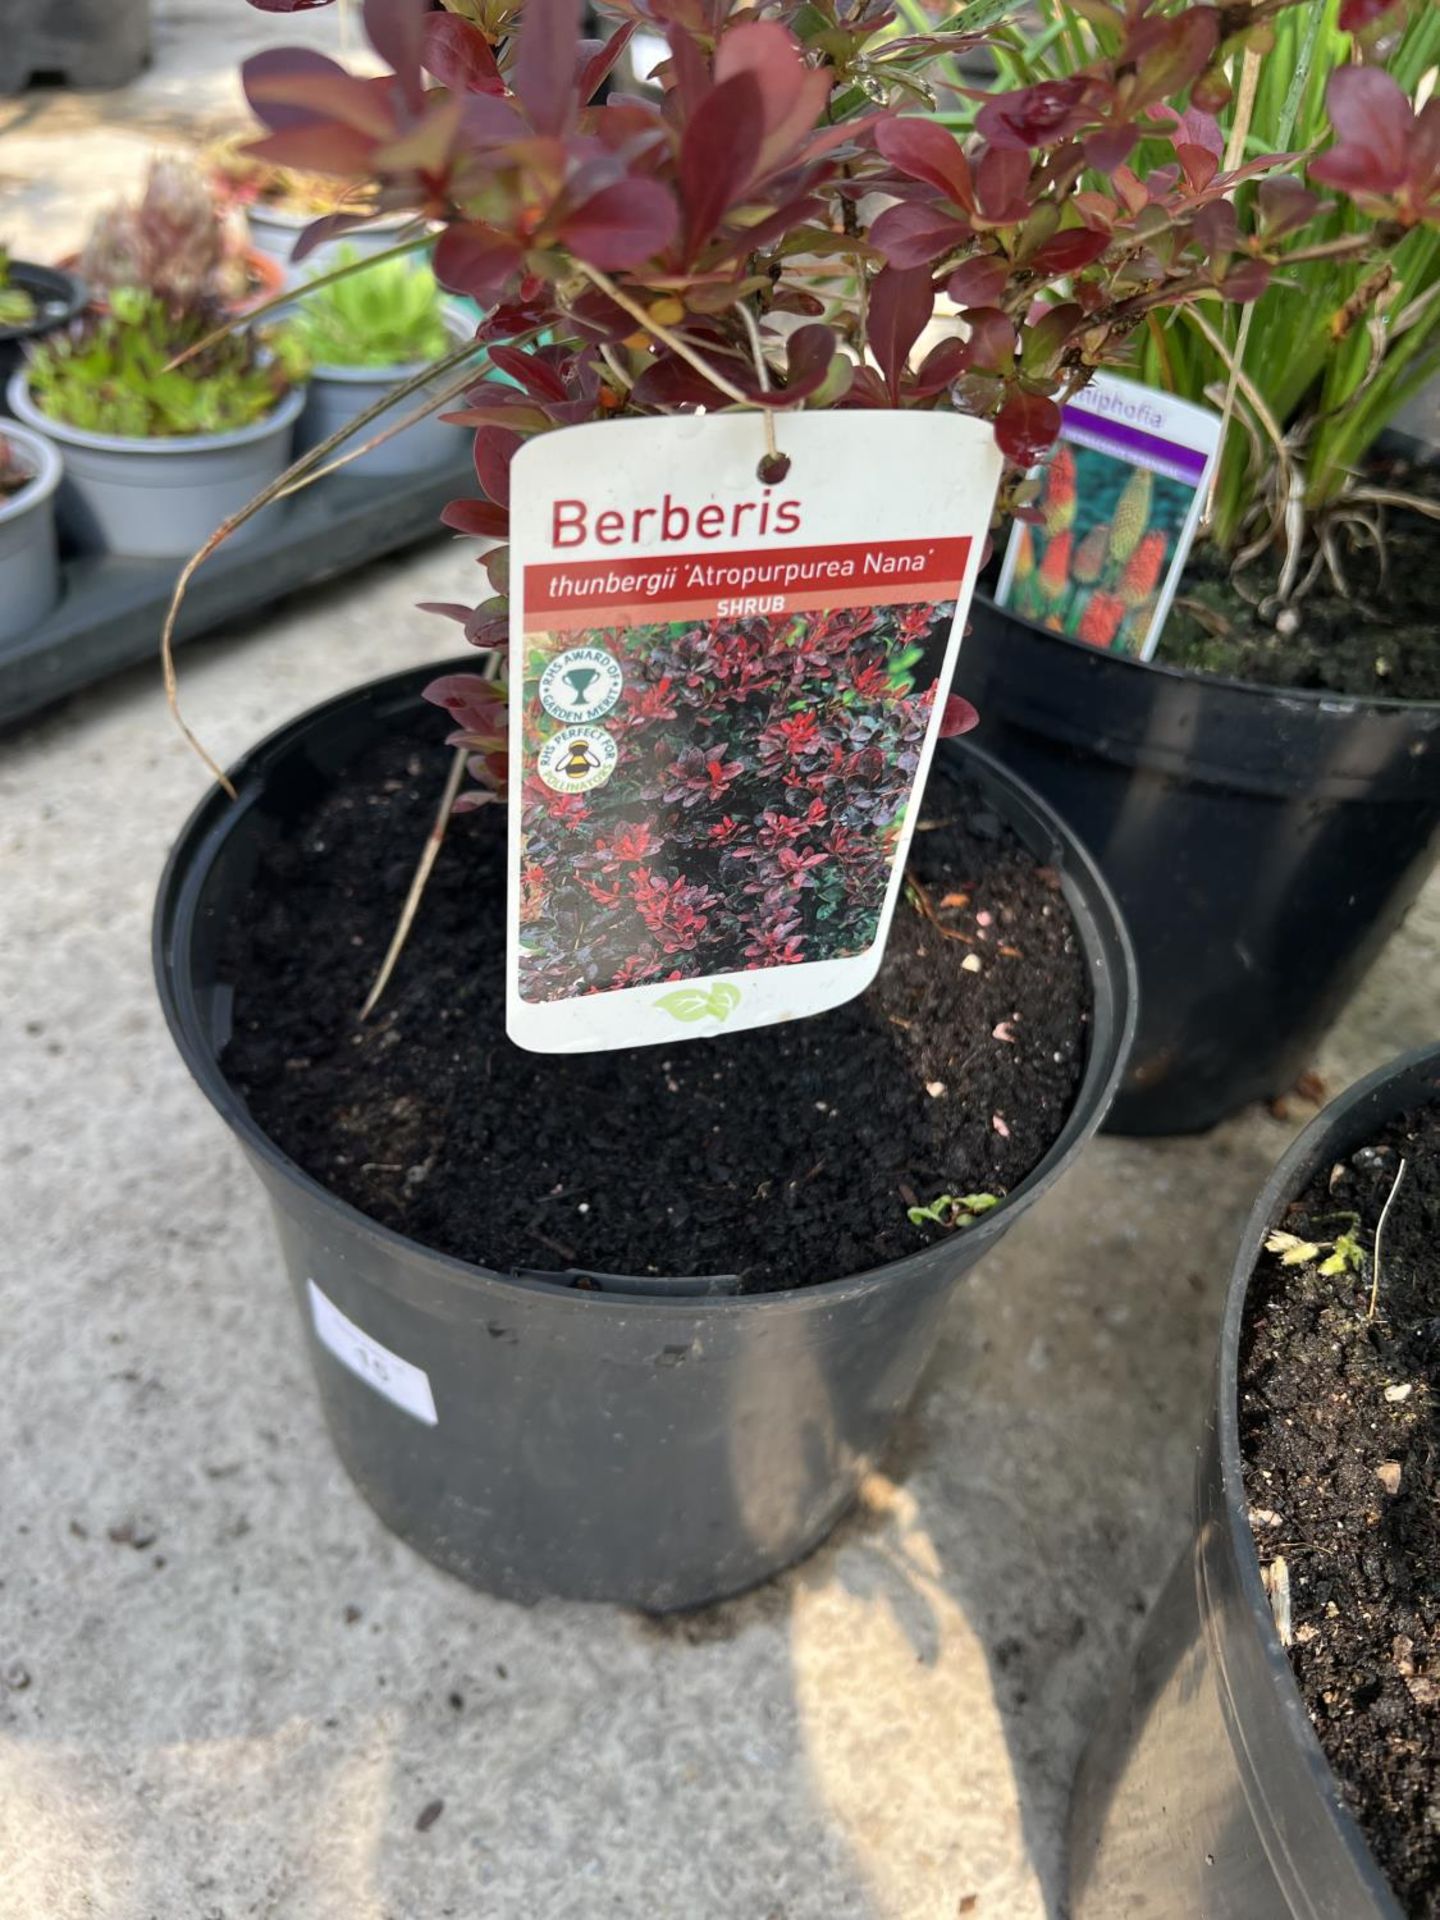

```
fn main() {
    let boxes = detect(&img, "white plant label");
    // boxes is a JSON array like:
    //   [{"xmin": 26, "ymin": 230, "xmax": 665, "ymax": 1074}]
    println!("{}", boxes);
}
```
[
  {"xmin": 506, "ymin": 411, "xmax": 1002, "ymax": 1054},
  {"xmin": 995, "ymin": 372, "xmax": 1221, "ymax": 660},
  {"xmin": 307, "ymin": 1280, "xmax": 437, "ymax": 1426}
]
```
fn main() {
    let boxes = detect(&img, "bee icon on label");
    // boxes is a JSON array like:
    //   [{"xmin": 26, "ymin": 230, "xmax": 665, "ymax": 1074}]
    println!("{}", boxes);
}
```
[{"xmin": 537, "ymin": 724, "xmax": 619, "ymax": 794}]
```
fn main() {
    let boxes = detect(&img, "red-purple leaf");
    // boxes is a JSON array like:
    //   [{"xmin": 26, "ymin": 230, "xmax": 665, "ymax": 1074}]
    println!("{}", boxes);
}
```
[
  {"xmin": 512, "ymin": 0, "xmax": 583, "ymax": 138},
  {"xmin": 680, "ymin": 71, "xmax": 764, "ymax": 256},
  {"xmin": 875, "ymin": 116, "xmax": 974, "ymax": 211},
  {"xmin": 1029, "ymin": 226, "xmax": 1109, "ymax": 275},
  {"xmin": 1256, "ymin": 176, "xmax": 1321, "ymax": 239},
  {"xmin": 938, "ymin": 693, "xmax": 979, "ymax": 737},
  {"xmin": 994, "ymin": 389, "xmax": 1061, "ymax": 465},
  {"xmin": 1124, "ymin": 10, "xmax": 1218, "ymax": 111},
  {"xmin": 577, "ymin": 22, "xmax": 636, "ymax": 104},
  {"xmin": 977, "ymin": 78, "xmax": 1091, "ymax": 151},
  {"xmin": 712, "ymin": 22, "xmax": 830, "ymax": 178},
  {"xmin": 1338, "ymin": 0, "xmax": 1398, "ymax": 29},
  {"xmin": 868, "ymin": 263, "xmax": 935, "ymax": 402},
  {"xmin": 423, "ymin": 673, "xmax": 506, "ymax": 734},
  {"xmin": 1219, "ymin": 259, "xmax": 1271, "ymax": 302},
  {"xmin": 364, "ymin": 0, "xmax": 428, "ymax": 109},
  {"xmin": 473, "ymin": 427, "xmax": 522, "ymax": 507},
  {"xmin": 488, "ymin": 344, "xmax": 570, "ymax": 403},
  {"xmin": 961, "ymin": 306, "xmax": 1015, "ymax": 374},
  {"xmin": 247, "ymin": 0, "xmax": 333, "ymax": 10},
  {"xmin": 910, "ymin": 336, "xmax": 968, "ymax": 399},
  {"xmin": 246, "ymin": 125, "xmax": 379, "ymax": 176},
  {"xmin": 423, "ymin": 14, "xmax": 503, "ymax": 95},
  {"xmin": 442, "ymin": 498, "xmax": 511, "ymax": 538},
  {"xmin": 292, "ymin": 210, "xmax": 379, "ymax": 261},
  {"xmin": 1172, "ymin": 142, "xmax": 1218, "ymax": 191},
  {"xmin": 434, "ymin": 222, "xmax": 526, "ymax": 300},
  {"xmin": 244, "ymin": 47, "xmax": 394, "ymax": 136},
  {"xmin": 975, "ymin": 147, "xmax": 1031, "ymax": 223},
  {"xmin": 869, "ymin": 200, "xmax": 972, "ymax": 269},
  {"xmin": 777, "ymin": 323, "xmax": 841, "ymax": 401},
  {"xmin": 558, "ymin": 177, "xmax": 678, "ymax": 270},
  {"xmin": 417, "ymin": 602, "xmax": 475, "ymax": 625},
  {"xmin": 1082, "ymin": 124, "xmax": 1138, "ymax": 172},
  {"xmin": 630, "ymin": 354, "xmax": 734, "ymax": 410},
  {"xmin": 1311, "ymin": 66, "xmax": 1411, "ymax": 195},
  {"xmin": 946, "ymin": 256, "xmax": 1009, "ymax": 306}
]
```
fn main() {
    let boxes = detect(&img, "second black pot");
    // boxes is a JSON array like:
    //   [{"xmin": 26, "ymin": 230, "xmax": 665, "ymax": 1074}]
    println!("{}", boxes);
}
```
[
  {"xmin": 155, "ymin": 661, "xmax": 1136, "ymax": 1610},
  {"xmin": 955, "ymin": 599, "xmax": 1440, "ymax": 1135},
  {"xmin": 0, "ymin": 263, "xmax": 87, "ymax": 398},
  {"xmin": 1068, "ymin": 1040, "xmax": 1440, "ymax": 1919}
]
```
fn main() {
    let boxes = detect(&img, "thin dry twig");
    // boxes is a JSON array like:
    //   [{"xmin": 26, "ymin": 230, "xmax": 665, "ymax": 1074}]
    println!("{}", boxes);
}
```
[
  {"xmin": 576, "ymin": 262, "xmax": 756, "ymax": 408},
  {"xmin": 358, "ymin": 744, "xmax": 471, "ymax": 1021},
  {"xmin": 162, "ymin": 334, "xmax": 489, "ymax": 790},
  {"xmin": 1367, "ymin": 1157, "xmax": 1408, "ymax": 1323}
]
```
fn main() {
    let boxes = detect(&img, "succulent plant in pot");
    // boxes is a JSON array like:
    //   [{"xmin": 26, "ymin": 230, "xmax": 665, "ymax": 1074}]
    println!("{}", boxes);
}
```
[
  {"xmin": 153, "ymin": 0, "xmax": 1401, "ymax": 1607},
  {"xmin": 9, "ymin": 288, "xmax": 307, "ymax": 559},
  {"xmin": 0, "ymin": 422, "xmax": 63, "ymax": 648},
  {"xmin": 76, "ymin": 156, "xmax": 286, "ymax": 318},
  {"xmin": 290, "ymin": 248, "xmax": 469, "ymax": 477}
]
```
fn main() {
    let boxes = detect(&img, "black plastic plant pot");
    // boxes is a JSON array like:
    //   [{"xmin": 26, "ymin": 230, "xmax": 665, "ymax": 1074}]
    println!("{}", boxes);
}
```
[
  {"xmin": 154, "ymin": 661, "xmax": 1136, "ymax": 1611},
  {"xmin": 954, "ymin": 598, "xmax": 1440, "ymax": 1136},
  {"xmin": 0, "ymin": 263, "xmax": 88, "ymax": 393},
  {"xmin": 1068, "ymin": 1040, "xmax": 1440, "ymax": 1920}
]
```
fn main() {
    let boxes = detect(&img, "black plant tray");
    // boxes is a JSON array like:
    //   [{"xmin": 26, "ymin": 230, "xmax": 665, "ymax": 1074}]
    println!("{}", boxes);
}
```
[{"xmin": 0, "ymin": 454, "xmax": 473, "ymax": 732}]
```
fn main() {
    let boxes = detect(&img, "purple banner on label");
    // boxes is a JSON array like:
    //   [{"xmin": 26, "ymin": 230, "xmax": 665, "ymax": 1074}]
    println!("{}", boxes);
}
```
[{"xmin": 1060, "ymin": 406, "xmax": 1209, "ymax": 486}]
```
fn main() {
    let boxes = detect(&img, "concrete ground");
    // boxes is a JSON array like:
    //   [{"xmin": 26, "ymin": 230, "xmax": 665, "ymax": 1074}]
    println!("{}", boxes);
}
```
[{"xmin": 3, "ymin": 10, "xmax": 1439, "ymax": 1918}]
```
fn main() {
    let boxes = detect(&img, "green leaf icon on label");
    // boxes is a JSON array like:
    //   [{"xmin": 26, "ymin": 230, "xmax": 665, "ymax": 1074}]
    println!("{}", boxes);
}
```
[{"xmin": 655, "ymin": 982, "xmax": 742, "ymax": 1024}]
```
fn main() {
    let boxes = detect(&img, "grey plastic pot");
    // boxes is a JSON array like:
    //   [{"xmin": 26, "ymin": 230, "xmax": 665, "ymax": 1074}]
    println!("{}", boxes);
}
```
[
  {"xmin": 0, "ymin": 420, "xmax": 62, "ymax": 650},
  {"xmin": 154, "ymin": 660, "xmax": 1137, "ymax": 1611},
  {"xmin": 247, "ymin": 204, "xmax": 416, "ymax": 276},
  {"xmin": 296, "ymin": 314, "xmax": 470, "ymax": 479},
  {"xmin": 6, "ymin": 372, "xmax": 304, "ymax": 559},
  {"xmin": 1068, "ymin": 1040, "xmax": 1440, "ymax": 1920}
]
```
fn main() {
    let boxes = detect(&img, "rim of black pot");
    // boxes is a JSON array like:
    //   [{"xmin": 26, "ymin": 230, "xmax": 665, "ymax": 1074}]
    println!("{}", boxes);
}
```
[
  {"xmin": 1215, "ymin": 1039, "xmax": 1440, "ymax": 1914},
  {"xmin": 976, "ymin": 589, "xmax": 1440, "ymax": 720},
  {"xmin": 0, "ymin": 260, "xmax": 89, "ymax": 342},
  {"xmin": 154, "ymin": 659, "xmax": 1138, "ymax": 1316}
]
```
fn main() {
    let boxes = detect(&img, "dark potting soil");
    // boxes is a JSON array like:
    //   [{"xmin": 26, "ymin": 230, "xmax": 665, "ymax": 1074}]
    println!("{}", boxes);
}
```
[
  {"xmin": 221, "ymin": 716, "xmax": 1090, "ymax": 1292},
  {"xmin": 1240, "ymin": 1101, "xmax": 1440, "ymax": 1916},
  {"xmin": 1158, "ymin": 458, "xmax": 1440, "ymax": 703}
]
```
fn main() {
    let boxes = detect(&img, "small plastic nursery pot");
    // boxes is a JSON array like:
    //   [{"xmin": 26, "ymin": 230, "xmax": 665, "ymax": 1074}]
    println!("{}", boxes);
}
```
[
  {"xmin": 154, "ymin": 660, "xmax": 1138, "ymax": 1611},
  {"xmin": 0, "ymin": 422, "xmax": 62, "ymax": 649},
  {"xmin": 247, "ymin": 204, "xmax": 417, "ymax": 276},
  {"xmin": 6, "ymin": 372, "xmax": 304, "ymax": 560},
  {"xmin": 1068, "ymin": 1039, "xmax": 1440, "ymax": 1920},
  {"xmin": 0, "ymin": 263, "xmax": 88, "ymax": 397},
  {"xmin": 954, "ymin": 598, "xmax": 1440, "ymax": 1136},
  {"xmin": 296, "ymin": 311, "xmax": 470, "ymax": 479}
]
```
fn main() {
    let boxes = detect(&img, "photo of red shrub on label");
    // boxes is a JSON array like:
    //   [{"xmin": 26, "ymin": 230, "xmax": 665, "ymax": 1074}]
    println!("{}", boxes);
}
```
[{"xmin": 506, "ymin": 412, "xmax": 1002, "ymax": 1053}]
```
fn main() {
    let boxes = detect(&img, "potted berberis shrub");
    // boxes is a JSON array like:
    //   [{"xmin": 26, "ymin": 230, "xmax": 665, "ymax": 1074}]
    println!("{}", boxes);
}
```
[
  {"xmin": 1070, "ymin": 1039, "xmax": 1440, "ymax": 1919},
  {"xmin": 955, "ymin": 0, "xmax": 1440, "ymax": 1135},
  {"xmin": 156, "ymin": 0, "xmax": 1376, "ymax": 1609}
]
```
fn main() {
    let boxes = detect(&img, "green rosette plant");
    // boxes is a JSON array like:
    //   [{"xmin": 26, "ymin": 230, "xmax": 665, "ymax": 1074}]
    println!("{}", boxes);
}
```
[
  {"xmin": 291, "ymin": 249, "xmax": 450, "ymax": 369},
  {"xmin": 27, "ymin": 288, "xmax": 305, "ymax": 440}
]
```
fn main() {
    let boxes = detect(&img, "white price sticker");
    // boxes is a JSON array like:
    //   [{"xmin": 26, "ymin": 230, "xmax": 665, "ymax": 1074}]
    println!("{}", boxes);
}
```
[{"xmin": 306, "ymin": 1281, "xmax": 437, "ymax": 1426}]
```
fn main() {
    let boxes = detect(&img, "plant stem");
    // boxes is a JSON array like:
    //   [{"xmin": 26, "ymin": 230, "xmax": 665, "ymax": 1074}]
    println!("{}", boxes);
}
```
[
  {"xmin": 1367, "ymin": 1157, "xmax": 1408, "ymax": 1323},
  {"xmin": 358, "ymin": 744, "xmax": 471, "ymax": 1021},
  {"xmin": 575, "ymin": 262, "xmax": 757, "ymax": 408}
]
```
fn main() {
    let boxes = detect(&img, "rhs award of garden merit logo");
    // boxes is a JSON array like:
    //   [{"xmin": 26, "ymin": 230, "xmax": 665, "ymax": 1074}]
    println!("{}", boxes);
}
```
[{"xmin": 506, "ymin": 412, "xmax": 1002, "ymax": 1054}]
